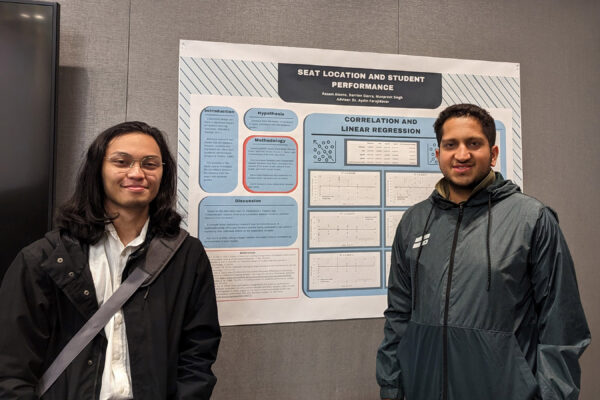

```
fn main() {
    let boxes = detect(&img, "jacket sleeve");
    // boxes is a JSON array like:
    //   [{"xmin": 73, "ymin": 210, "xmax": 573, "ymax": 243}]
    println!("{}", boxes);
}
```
[
  {"xmin": 0, "ymin": 250, "xmax": 52, "ymax": 399},
  {"xmin": 530, "ymin": 207, "xmax": 590, "ymax": 400},
  {"xmin": 176, "ymin": 247, "xmax": 221, "ymax": 400},
  {"xmin": 376, "ymin": 222, "xmax": 411, "ymax": 400}
]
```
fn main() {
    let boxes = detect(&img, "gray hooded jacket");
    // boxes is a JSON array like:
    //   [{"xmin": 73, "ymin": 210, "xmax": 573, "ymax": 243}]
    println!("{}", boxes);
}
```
[{"xmin": 376, "ymin": 173, "xmax": 590, "ymax": 400}]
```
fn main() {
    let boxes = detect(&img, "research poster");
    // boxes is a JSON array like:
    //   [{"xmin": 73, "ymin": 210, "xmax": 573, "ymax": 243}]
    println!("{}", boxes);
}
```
[{"xmin": 178, "ymin": 40, "xmax": 522, "ymax": 325}]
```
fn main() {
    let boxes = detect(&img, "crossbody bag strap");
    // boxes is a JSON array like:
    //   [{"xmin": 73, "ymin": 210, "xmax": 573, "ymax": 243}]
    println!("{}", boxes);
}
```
[
  {"xmin": 36, "ymin": 266, "xmax": 149, "ymax": 397},
  {"xmin": 36, "ymin": 229, "xmax": 188, "ymax": 397}
]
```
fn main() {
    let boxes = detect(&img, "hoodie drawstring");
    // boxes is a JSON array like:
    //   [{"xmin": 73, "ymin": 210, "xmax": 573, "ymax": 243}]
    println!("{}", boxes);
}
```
[
  {"xmin": 413, "ymin": 204, "xmax": 435, "ymax": 310},
  {"xmin": 413, "ymin": 192, "xmax": 493, "ymax": 309},
  {"xmin": 486, "ymin": 193, "xmax": 492, "ymax": 291}
]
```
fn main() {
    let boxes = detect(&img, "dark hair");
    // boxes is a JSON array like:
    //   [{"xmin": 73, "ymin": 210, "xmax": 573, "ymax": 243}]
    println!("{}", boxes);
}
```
[
  {"xmin": 433, "ymin": 103, "xmax": 496, "ymax": 146},
  {"xmin": 56, "ymin": 121, "xmax": 181, "ymax": 244}
]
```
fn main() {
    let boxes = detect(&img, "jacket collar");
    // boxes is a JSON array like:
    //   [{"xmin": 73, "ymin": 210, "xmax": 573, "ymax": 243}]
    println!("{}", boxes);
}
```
[{"xmin": 40, "ymin": 230, "xmax": 99, "ymax": 321}]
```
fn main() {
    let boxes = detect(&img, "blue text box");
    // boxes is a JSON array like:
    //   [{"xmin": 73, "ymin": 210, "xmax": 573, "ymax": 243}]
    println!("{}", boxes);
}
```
[
  {"xmin": 199, "ymin": 196, "xmax": 298, "ymax": 248},
  {"xmin": 244, "ymin": 108, "xmax": 298, "ymax": 132},
  {"xmin": 200, "ymin": 106, "xmax": 238, "ymax": 192},
  {"xmin": 244, "ymin": 136, "xmax": 298, "ymax": 193}
]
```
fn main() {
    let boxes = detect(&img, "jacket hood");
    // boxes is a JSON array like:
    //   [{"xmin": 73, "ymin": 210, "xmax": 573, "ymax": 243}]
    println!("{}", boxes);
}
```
[{"xmin": 431, "ymin": 172, "xmax": 521, "ymax": 209}]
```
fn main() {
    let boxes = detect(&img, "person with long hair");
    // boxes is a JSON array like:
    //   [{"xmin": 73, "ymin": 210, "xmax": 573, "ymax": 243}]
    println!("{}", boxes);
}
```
[{"xmin": 0, "ymin": 121, "xmax": 221, "ymax": 399}]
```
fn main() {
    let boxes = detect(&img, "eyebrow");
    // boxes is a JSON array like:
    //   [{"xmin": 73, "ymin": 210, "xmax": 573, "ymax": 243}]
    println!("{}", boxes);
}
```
[
  {"xmin": 107, "ymin": 151, "xmax": 160, "ymax": 158},
  {"xmin": 441, "ymin": 136, "xmax": 485, "ymax": 143}
]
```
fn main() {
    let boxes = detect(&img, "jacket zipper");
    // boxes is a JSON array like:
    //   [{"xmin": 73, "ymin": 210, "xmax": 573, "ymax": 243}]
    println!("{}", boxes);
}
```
[{"xmin": 442, "ymin": 203, "xmax": 464, "ymax": 400}]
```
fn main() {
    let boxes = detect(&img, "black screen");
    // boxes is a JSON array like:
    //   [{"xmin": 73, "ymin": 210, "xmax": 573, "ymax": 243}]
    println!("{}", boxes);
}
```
[{"xmin": 0, "ymin": 1, "xmax": 58, "ymax": 281}]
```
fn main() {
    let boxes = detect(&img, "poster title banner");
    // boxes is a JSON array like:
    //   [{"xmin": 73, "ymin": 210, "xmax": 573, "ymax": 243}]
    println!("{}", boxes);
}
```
[{"xmin": 278, "ymin": 63, "xmax": 442, "ymax": 108}]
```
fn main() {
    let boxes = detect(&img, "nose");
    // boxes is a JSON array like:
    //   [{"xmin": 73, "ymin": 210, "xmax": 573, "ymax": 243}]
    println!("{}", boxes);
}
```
[
  {"xmin": 455, "ymin": 144, "xmax": 471, "ymax": 162},
  {"xmin": 126, "ymin": 161, "xmax": 145, "ymax": 178}
]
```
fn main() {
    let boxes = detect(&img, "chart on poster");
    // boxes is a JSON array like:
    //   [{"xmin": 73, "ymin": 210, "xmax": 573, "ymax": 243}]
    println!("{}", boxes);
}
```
[{"xmin": 178, "ymin": 40, "xmax": 521, "ymax": 325}]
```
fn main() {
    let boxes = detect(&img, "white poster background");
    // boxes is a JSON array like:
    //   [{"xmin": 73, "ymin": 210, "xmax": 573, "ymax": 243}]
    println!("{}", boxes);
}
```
[{"xmin": 179, "ymin": 41, "xmax": 521, "ymax": 326}]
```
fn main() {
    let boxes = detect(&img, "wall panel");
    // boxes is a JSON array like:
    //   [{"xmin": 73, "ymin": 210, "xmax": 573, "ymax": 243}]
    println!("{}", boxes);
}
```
[
  {"xmin": 50, "ymin": 0, "xmax": 599, "ymax": 398},
  {"xmin": 54, "ymin": 0, "xmax": 130, "ymax": 207}
]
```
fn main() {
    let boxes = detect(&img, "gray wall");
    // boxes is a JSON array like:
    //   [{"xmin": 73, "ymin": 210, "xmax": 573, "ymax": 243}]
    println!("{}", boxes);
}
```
[{"xmin": 54, "ymin": 1, "xmax": 599, "ymax": 398}]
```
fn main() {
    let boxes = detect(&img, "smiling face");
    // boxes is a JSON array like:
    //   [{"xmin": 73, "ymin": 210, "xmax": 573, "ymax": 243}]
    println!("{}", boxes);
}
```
[
  {"xmin": 435, "ymin": 116, "xmax": 499, "ymax": 203},
  {"xmin": 102, "ymin": 132, "xmax": 163, "ymax": 217}
]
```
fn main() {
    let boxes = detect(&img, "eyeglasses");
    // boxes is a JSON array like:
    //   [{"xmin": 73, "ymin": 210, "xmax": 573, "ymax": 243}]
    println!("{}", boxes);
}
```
[{"xmin": 105, "ymin": 153, "xmax": 164, "ymax": 171}]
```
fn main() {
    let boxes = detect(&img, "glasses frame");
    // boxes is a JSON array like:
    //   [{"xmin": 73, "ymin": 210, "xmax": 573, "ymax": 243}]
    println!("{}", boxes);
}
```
[{"xmin": 105, "ymin": 154, "xmax": 165, "ymax": 172}]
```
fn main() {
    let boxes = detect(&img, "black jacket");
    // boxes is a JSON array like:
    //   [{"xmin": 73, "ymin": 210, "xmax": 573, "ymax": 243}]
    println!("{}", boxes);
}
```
[
  {"xmin": 0, "ymin": 229, "xmax": 221, "ymax": 399},
  {"xmin": 377, "ymin": 174, "xmax": 590, "ymax": 400}
]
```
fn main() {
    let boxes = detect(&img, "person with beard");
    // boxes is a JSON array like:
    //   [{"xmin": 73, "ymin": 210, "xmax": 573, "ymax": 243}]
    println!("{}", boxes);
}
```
[{"xmin": 376, "ymin": 104, "xmax": 590, "ymax": 400}]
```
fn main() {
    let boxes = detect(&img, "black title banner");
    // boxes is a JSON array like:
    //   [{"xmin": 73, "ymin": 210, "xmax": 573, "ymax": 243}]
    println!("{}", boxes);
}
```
[{"xmin": 278, "ymin": 63, "xmax": 441, "ymax": 108}]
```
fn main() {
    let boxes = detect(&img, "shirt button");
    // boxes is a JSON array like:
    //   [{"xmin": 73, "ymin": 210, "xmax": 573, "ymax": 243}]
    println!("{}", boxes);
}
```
[
  {"xmin": 115, "ymin": 314, "xmax": 123, "ymax": 325},
  {"xmin": 83, "ymin": 290, "xmax": 90, "ymax": 296},
  {"xmin": 57, "ymin": 257, "xmax": 64, "ymax": 263},
  {"xmin": 113, "ymin": 351, "xmax": 122, "ymax": 361},
  {"xmin": 68, "ymin": 271, "xmax": 75, "ymax": 278},
  {"xmin": 87, "ymin": 359, "xmax": 93, "ymax": 366}
]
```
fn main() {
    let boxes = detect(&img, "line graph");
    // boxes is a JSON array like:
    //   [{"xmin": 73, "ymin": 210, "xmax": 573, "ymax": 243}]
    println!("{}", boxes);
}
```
[
  {"xmin": 309, "ymin": 211, "xmax": 380, "ymax": 248},
  {"xmin": 308, "ymin": 252, "xmax": 381, "ymax": 290},
  {"xmin": 310, "ymin": 170, "xmax": 380, "ymax": 206}
]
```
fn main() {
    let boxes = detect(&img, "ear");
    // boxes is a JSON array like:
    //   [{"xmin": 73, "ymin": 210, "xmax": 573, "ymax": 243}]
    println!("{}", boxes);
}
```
[
  {"xmin": 490, "ymin": 145, "xmax": 499, "ymax": 167},
  {"xmin": 435, "ymin": 147, "xmax": 440, "ymax": 163}
]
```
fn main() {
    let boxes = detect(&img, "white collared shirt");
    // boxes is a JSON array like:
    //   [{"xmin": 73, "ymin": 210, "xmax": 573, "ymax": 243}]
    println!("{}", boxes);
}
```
[{"xmin": 88, "ymin": 219, "xmax": 149, "ymax": 400}]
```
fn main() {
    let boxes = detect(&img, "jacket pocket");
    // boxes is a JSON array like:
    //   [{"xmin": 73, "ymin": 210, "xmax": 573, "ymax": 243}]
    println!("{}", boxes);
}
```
[
  {"xmin": 447, "ymin": 326, "xmax": 539, "ymax": 400},
  {"xmin": 396, "ymin": 322, "xmax": 444, "ymax": 400},
  {"xmin": 509, "ymin": 334, "xmax": 539, "ymax": 394}
]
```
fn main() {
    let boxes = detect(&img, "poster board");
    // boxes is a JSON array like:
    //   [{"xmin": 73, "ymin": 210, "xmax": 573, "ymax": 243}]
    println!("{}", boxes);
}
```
[{"xmin": 177, "ymin": 40, "xmax": 521, "ymax": 325}]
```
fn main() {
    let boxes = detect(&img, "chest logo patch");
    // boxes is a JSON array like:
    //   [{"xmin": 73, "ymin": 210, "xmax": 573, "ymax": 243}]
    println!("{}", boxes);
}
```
[{"xmin": 412, "ymin": 233, "xmax": 430, "ymax": 249}]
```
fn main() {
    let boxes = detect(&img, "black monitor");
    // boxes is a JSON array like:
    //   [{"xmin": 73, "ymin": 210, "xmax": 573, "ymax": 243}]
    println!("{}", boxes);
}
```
[{"xmin": 0, "ymin": 0, "xmax": 59, "ymax": 281}]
